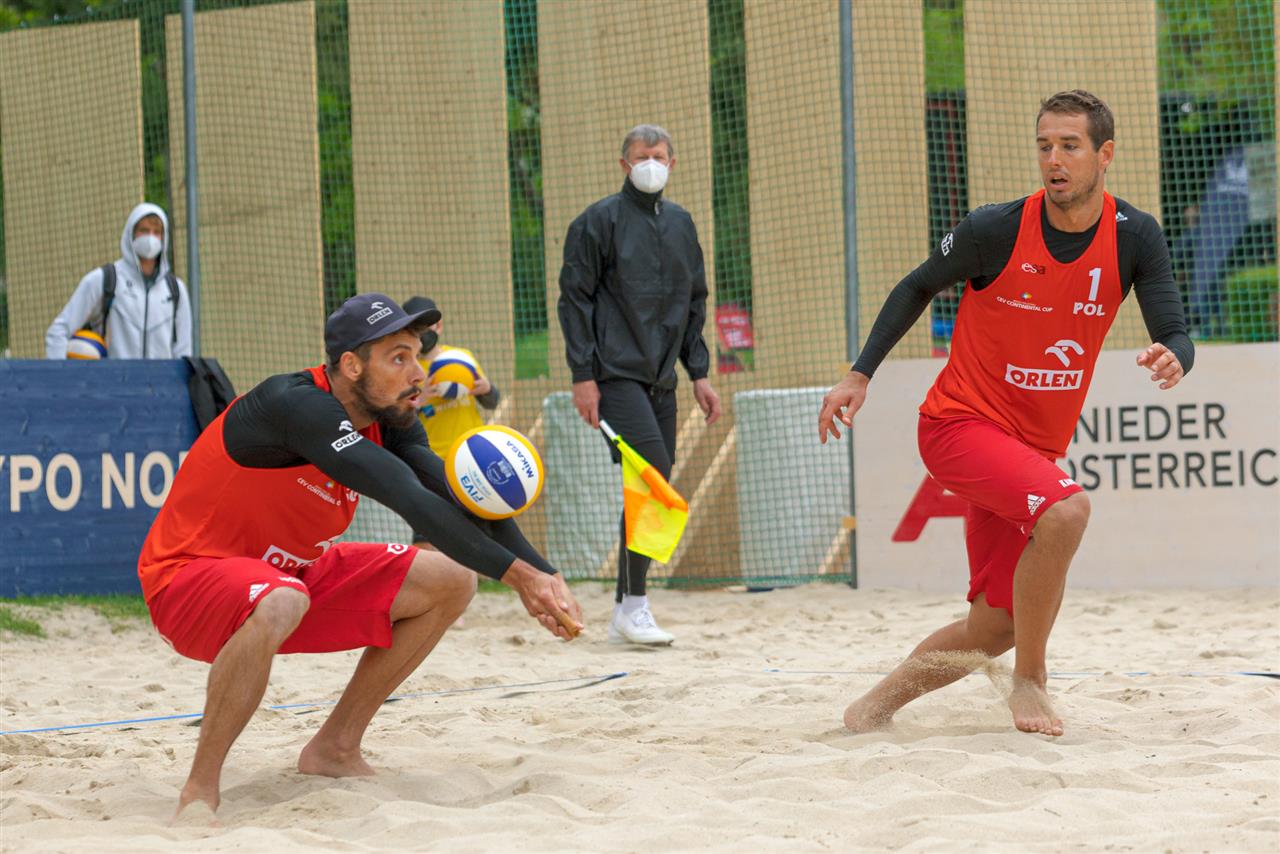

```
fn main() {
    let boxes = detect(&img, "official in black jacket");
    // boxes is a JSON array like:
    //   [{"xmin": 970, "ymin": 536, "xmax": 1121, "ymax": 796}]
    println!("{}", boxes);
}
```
[{"xmin": 558, "ymin": 124, "xmax": 722, "ymax": 646}]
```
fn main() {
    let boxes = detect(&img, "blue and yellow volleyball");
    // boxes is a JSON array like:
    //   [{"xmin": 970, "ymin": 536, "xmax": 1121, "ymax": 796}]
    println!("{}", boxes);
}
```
[
  {"xmin": 428, "ymin": 349, "xmax": 479, "ymax": 399},
  {"xmin": 445, "ymin": 425, "xmax": 544, "ymax": 520},
  {"xmin": 67, "ymin": 330, "xmax": 108, "ymax": 360}
]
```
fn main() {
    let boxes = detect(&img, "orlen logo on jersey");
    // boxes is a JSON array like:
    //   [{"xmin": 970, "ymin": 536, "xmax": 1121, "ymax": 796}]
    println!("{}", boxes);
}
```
[
  {"xmin": 262, "ymin": 545, "xmax": 317, "ymax": 569},
  {"xmin": 1004, "ymin": 339, "xmax": 1085, "ymax": 391},
  {"xmin": 331, "ymin": 432, "xmax": 363, "ymax": 453}
]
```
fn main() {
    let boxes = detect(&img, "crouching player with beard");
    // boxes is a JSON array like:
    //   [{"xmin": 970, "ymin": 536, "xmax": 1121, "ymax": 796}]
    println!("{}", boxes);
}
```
[{"xmin": 138, "ymin": 293, "xmax": 582, "ymax": 820}]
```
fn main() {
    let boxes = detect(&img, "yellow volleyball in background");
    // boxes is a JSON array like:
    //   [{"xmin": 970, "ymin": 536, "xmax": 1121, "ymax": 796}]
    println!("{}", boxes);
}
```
[
  {"xmin": 427, "ymin": 349, "xmax": 479, "ymax": 399},
  {"xmin": 445, "ymin": 425, "xmax": 544, "ymax": 520},
  {"xmin": 67, "ymin": 330, "xmax": 108, "ymax": 360}
]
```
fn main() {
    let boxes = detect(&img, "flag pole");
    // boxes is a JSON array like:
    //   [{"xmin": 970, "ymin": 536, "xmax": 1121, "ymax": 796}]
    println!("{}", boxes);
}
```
[{"xmin": 599, "ymin": 420, "xmax": 619, "ymax": 443}]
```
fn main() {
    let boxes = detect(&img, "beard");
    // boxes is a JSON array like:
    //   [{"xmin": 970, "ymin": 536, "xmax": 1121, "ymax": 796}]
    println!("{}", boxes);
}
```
[
  {"xmin": 353, "ymin": 373, "xmax": 419, "ymax": 431},
  {"xmin": 1048, "ymin": 168, "xmax": 1101, "ymax": 212}
]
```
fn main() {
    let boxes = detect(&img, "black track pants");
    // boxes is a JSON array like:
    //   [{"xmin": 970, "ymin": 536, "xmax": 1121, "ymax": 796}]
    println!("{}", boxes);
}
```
[{"xmin": 596, "ymin": 379, "xmax": 678, "ymax": 602}]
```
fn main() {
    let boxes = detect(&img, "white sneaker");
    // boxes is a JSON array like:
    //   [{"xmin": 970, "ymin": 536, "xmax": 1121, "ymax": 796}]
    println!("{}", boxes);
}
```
[{"xmin": 608, "ymin": 605, "xmax": 675, "ymax": 646}]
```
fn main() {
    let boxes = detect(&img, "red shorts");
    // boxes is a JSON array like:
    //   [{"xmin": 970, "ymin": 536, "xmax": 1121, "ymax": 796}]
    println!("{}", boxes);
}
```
[
  {"xmin": 147, "ymin": 541, "xmax": 416, "ymax": 663},
  {"xmin": 917, "ymin": 415, "xmax": 1083, "ymax": 614}
]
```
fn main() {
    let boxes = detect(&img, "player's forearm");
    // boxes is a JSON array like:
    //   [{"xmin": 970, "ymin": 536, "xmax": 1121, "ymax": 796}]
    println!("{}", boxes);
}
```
[
  {"xmin": 851, "ymin": 269, "xmax": 938, "ymax": 377},
  {"xmin": 310, "ymin": 441, "xmax": 517, "ymax": 579},
  {"xmin": 475, "ymin": 383, "xmax": 501, "ymax": 409}
]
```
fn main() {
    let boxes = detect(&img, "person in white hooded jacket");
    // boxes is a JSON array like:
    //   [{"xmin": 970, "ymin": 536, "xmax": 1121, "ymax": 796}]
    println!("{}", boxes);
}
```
[{"xmin": 46, "ymin": 202, "xmax": 193, "ymax": 359}]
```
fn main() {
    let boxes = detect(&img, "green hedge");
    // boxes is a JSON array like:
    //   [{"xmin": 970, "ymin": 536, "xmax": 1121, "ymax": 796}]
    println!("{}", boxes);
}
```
[{"xmin": 1225, "ymin": 265, "xmax": 1279, "ymax": 342}]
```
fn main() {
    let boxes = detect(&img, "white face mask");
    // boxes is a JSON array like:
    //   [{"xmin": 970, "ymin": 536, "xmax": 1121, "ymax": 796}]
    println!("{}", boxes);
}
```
[
  {"xmin": 132, "ymin": 233, "xmax": 163, "ymax": 260},
  {"xmin": 629, "ymin": 158, "xmax": 669, "ymax": 194}
]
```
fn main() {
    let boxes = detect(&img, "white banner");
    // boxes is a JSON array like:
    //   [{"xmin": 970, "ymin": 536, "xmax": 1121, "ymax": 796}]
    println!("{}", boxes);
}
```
[{"xmin": 854, "ymin": 343, "xmax": 1280, "ymax": 591}]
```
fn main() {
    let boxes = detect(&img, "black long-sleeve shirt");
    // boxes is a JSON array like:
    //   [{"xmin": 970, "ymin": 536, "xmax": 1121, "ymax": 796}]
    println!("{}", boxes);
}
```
[
  {"xmin": 853, "ymin": 195, "xmax": 1194, "ymax": 378},
  {"xmin": 222, "ymin": 370, "xmax": 555, "ymax": 580}
]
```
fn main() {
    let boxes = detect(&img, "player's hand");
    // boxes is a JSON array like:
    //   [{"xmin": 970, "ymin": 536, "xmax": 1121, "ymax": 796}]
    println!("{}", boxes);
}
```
[
  {"xmin": 1137, "ymin": 343, "xmax": 1184, "ymax": 390},
  {"xmin": 501, "ymin": 560, "xmax": 584, "ymax": 640},
  {"xmin": 472, "ymin": 376, "xmax": 492, "ymax": 396},
  {"xmin": 818, "ymin": 370, "xmax": 870, "ymax": 444},
  {"xmin": 572, "ymin": 380, "xmax": 601, "ymax": 429},
  {"xmin": 692, "ymin": 378, "xmax": 722, "ymax": 425}
]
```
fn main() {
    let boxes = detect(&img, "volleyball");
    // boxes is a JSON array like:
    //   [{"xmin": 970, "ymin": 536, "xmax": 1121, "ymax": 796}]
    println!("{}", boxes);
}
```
[
  {"xmin": 444, "ymin": 425, "xmax": 544, "ymax": 520},
  {"xmin": 428, "ymin": 349, "xmax": 479, "ymax": 399},
  {"xmin": 67, "ymin": 330, "xmax": 108, "ymax": 360}
]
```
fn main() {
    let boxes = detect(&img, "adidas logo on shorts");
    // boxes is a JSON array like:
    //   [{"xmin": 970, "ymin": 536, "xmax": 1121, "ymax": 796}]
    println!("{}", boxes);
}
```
[
  {"xmin": 1027, "ymin": 494, "xmax": 1046, "ymax": 515},
  {"xmin": 248, "ymin": 582, "xmax": 269, "ymax": 603}
]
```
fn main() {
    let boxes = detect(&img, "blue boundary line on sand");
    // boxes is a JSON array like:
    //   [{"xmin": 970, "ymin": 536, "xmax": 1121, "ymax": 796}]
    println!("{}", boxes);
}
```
[
  {"xmin": 764, "ymin": 668, "xmax": 1279, "ymax": 679},
  {"xmin": 0, "ymin": 672, "xmax": 628, "ymax": 736}
]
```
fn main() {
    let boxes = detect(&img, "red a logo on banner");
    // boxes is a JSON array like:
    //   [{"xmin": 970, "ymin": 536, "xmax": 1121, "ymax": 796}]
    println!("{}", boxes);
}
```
[{"xmin": 892, "ymin": 475, "xmax": 967, "ymax": 541}]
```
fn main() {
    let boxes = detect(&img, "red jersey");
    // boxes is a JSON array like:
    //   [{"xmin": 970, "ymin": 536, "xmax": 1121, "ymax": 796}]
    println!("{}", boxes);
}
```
[
  {"xmin": 137, "ymin": 366, "xmax": 382, "ymax": 602},
  {"xmin": 920, "ymin": 190, "xmax": 1122, "ymax": 458}
]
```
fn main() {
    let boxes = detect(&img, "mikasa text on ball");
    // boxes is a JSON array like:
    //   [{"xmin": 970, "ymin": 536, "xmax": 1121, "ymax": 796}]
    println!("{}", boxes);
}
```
[{"xmin": 445, "ymin": 425, "xmax": 544, "ymax": 519}]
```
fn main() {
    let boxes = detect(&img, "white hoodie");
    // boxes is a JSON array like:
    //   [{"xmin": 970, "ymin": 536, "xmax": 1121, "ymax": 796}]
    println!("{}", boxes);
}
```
[{"xmin": 46, "ymin": 203, "xmax": 193, "ymax": 359}]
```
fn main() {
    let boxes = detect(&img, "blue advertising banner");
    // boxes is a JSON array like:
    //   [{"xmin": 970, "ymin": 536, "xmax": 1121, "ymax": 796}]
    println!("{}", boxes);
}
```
[{"xmin": 0, "ymin": 360, "xmax": 198, "ymax": 596}]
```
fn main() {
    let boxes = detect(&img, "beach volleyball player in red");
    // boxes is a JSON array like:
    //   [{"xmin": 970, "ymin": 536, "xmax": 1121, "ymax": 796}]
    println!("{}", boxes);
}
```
[
  {"xmin": 138, "ymin": 293, "xmax": 582, "ymax": 819},
  {"xmin": 818, "ymin": 91, "xmax": 1194, "ymax": 736}
]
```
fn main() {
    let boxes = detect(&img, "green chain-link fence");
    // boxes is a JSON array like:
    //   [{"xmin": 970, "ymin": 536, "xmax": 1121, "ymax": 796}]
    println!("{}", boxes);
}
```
[{"xmin": 1, "ymin": 0, "xmax": 1275, "ymax": 586}]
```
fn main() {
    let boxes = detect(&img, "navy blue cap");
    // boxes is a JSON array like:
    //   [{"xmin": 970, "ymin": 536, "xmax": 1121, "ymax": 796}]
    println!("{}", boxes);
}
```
[{"xmin": 324, "ymin": 293, "xmax": 440, "ymax": 364}]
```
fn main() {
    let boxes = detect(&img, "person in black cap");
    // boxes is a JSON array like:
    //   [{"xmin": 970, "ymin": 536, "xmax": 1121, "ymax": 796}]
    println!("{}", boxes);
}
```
[
  {"xmin": 138, "ymin": 292, "xmax": 582, "ymax": 821},
  {"xmin": 403, "ymin": 295, "xmax": 502, "ymax": 458}
]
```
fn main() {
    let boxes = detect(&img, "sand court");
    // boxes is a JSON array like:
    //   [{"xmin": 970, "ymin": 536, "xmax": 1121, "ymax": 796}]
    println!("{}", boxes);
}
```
[{"xmin": 1, "ymin": 584, "xmax": 1277, "ymax": 852}]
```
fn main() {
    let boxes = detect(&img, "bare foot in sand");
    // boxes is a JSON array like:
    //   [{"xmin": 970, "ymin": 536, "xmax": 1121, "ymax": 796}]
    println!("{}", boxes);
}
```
[
  {"xmin": 842, "ymin": 693, "xmax": 896, "ymax": 733},
  {"xmin": 1008, "ymin": 678, "xmax": 1063, "ymax": 736},
  {"xmin": 297, "ymin": 739, "xmax": 376, "ymax": 778},
  {"xmin": 171, "ymin": 789, "xmax": 220, "ymax": 827}
]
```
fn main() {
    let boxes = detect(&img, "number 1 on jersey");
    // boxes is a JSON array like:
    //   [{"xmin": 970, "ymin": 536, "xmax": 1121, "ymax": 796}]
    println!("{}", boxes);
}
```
[{"xmin": 1086, "ymin": 267, "xmax": 1101, "ymax": 302}]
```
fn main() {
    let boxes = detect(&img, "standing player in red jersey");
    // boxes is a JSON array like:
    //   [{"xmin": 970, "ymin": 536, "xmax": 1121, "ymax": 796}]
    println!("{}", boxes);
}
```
[
  {"xmin": 818, "ymin": 91, "xmax": 1194, "ymax": 736},
  {"xmin": 138, "ymin": 293, "xmax": 582, "ymax": 819}
]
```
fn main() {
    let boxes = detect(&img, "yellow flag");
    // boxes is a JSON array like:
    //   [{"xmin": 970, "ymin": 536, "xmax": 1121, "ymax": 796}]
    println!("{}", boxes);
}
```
[{"xmin": 601, "ymin": 421, "xmax": 688, "ymax": 563}]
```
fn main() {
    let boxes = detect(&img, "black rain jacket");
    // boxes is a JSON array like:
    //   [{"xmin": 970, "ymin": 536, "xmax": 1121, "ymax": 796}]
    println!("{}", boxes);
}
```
[{"xmin": 557, "ymin": 179, "xmax": 711, "ymax": 391}]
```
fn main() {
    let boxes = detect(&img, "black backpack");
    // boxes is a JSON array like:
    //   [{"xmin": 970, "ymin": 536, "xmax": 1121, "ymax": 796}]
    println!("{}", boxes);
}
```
[
  {"xmin": 185, "ymin": 356, "xmax": 237, "ymax": 433},
  {"xmin": 89, "ymin": 263, "xmax": 181, "ymax": 346}
]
